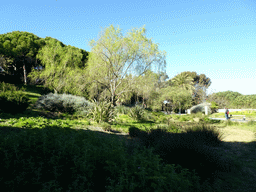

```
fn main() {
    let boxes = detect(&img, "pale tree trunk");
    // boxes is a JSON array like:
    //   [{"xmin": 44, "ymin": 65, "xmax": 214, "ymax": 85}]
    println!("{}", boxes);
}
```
[
  {"xmin": 23, "ymin": 64, "xmax": 27, "ymax": 85},
  {"xmin": 179, "ymin": 102, "xmax": 181, "ymax": 115}
]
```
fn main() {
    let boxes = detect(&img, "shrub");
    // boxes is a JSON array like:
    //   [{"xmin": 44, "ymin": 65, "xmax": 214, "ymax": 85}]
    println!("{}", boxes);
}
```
[
  {"xmin": 210, "ymin": 101, "xmax": 219, "ymax": 113},
  {"xmin": 0, "ymin": 82, "xmax": 25, "ymax": 92},
  {"xmin": 158, "ymin": 116, "xmax": 169, "ymax": 123},
  {"xmin": 114, "ymin": 105, "xmax": 130, "ymax": 115},
  {"xmin": 0, "ymin": 90, "xmax": 31, "ymax": 114},
  {"xmin": 34, "ymin": 93, "xmax": 93, "ymax": 115},
  {"xmin": 128, "ymin": 105, "xmax": 145, "ymax": 121},
  {"xmin": 179, "ymin": 116, "xmax": 190, "ymax": 122},
  {"xmin": 143, "ymin": 111, "xmax": 155, "ymax": 121},
  {"xmin": 87, "ymin": 99, "xmax": 115, "ymax": 123},
  {"xmin": 172, "ymin": 114, "xmax": 181, "ymax": 120}
]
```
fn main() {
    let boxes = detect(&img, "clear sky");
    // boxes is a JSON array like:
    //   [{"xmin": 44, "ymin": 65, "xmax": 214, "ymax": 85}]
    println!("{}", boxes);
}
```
[{"xmin": 1, "ymin": 0, "xmax": 255, "ymax": 96}]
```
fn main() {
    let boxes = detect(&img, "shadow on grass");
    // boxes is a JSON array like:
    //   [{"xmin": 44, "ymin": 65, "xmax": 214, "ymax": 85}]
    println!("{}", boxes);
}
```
[{"xmin": 1, "ymin": 111, "xmax": 256, "ymax": 191}]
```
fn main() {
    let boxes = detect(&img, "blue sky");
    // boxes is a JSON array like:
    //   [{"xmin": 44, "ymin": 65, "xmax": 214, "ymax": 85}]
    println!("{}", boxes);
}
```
[{"xmin": 1, "ymin": 0, "xmax": 255, "ymax": 96}]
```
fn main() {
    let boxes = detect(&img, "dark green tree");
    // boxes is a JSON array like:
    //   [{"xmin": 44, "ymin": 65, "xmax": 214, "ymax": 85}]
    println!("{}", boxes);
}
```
[
  {"xmin": 0, "ymin": 31, "xmax": 46, "ymax": 84},
  {"xmin": 168, "ymin": 71, "xmax": 211, "ymax": 105}
]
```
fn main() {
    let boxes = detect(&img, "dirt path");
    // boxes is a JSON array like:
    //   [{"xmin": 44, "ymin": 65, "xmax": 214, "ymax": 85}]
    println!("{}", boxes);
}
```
[
  {"xmin": 207, "ymin": 125, "xmax": 256, "ymax": 192},
  {"xmin": 215, "ymin": 126, "xmax": 256, "ymax": 143}
]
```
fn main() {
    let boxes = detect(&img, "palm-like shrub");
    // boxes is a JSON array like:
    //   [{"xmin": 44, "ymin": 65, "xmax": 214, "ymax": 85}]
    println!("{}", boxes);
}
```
[
  {"xmin": 128, "ymin": 104, "xmax": 145, "ymax": 121},
  {"xmin": 114, "ymin": 105, "xmax": 130, "ymax": 115},
  {"xmin": 87, "ymin": 99, "xmax": 115, "ymax": 123}
]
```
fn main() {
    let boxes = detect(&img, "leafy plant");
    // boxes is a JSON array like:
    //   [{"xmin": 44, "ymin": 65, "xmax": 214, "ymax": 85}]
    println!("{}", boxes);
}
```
[
  {"xmin": 210, "ymin": 101, "xmax": 219, "ymax": 113},
  {"xmin": 114, "ymin": 105, "xmax": 130, "ymax": 115},
  {"xmin": 179, "ymin": 116, "xmax": 190, "ymax": 122},
  {"xmin": 0, "ymin": 91, "xmax": 31, "ymax": 114},
  {"xmin": 128, "ymin": 104, "xmax": 145, "ymax": 121},
  {"xmin": 34, "ymin": 93, "xmax": 93, "ymax": 115},
  {"xmin": 87, "ymin": 99, "xmax": 115, "ymax": 123},
  {"xmin": 0, "ymin": 82, "xmax": 25, "ymax": 92}
]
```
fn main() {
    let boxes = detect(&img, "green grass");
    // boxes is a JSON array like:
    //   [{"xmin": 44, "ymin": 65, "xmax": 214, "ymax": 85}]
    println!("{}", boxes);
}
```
[{"xmin": 0, "ymin": 84, "xmax": 256, "ymax": 191}]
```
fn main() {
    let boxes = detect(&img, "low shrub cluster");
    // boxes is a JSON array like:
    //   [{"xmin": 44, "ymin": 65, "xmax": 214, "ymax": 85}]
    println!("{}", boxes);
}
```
[
  {"xmin": 128, "ymin": 104, "xmax": 145, "ymax": 121},
  {"xmin": 87, "ymin": 100, "xmax": 116, "ymax": 123},
  {"xmin": 34, "ymin": 93, "xmax": 93, "ymax": 115},
  {"xmin": 0, "ymin": 82, "xmax": 31, "ymax": 114}
]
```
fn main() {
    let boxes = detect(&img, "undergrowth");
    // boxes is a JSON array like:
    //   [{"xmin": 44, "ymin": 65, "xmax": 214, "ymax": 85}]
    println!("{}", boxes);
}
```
[{"xmin": 0, "ymin": 84, "xmax": 254, "ymax": 191}]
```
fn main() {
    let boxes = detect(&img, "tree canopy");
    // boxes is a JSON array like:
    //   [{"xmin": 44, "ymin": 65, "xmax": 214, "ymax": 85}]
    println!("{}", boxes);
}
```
[
  {"xmin": 85, "ymin": 24, "xmax": 167, "ymax": 105},
  {"xmin": 168, "ymin": 71, "xmax": 211, "ymax": 104},
  {"xmin": 0, "ymin": 31, "xmax": 46, "ymax": 83},
  {"xmin": 0, "ymin": 31, "xmax": 89, "ymax": 85},
  {"xmin": 27, "ymin": 37, "xmax": 89, "ymax": 96}
]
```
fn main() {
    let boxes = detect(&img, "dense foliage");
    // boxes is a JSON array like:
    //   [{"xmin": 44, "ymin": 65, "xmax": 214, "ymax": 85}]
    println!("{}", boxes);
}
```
[
  {"xmin": 34, "ymin": 92, "xmax": 93, "ymax": 115},
  {"xmin": 207, "ymin": 91, "xmax": 256, "ymax": 109},
  {"xmin": 0, "ymin": 82, "xmax": 30, "ymax": 114},
  {"xmin": 0, "ymin": 31, "xmax": 89, "ymax": 88}
]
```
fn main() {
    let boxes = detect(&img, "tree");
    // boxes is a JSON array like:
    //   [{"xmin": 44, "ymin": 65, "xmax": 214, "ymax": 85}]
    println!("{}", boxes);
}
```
[
  {"xmin": 159, "ymin": 86, "xmax": 193, "ymax": 114},
  {"xmin": 0, "ymin": 32, "xmax": 90, "ymax": 86},
  {"xmin": 28, "ymin": 37, "xmax": 65, "ymax": 93},
  {"xmin": 207, "ymin": 92, "xmax": 231, "ymax": 109},
  {"xmin": 169, "ymin": 72, "xmax": 195, "ymax": 94},
  {"xmin": 0, "ymin": 31, "xmax": 46, "ymax": 84},
  {"xmin": 85, "ymin": 24, "xmax": 167, "ymax": 106},
  {"xmin": 28, "ymin": 37, "xmax": 90, "ymax": 96},
  {"xmin": 132, "ymin": 69, "xmax": 159, "ymax": 107},
  {"xmin": 169, "ymin": 71, "xmax": 212, "ymax": 105}
]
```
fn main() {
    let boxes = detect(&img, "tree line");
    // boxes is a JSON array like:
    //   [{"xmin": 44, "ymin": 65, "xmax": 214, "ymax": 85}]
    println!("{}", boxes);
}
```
[{"xmin": 1, "ymin": 26, "xmax": 255, "ymax": 112}]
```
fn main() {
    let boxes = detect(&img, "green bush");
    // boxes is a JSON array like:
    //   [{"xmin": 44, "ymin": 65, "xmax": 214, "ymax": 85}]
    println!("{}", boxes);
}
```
[
  {"xmin": 0, "ymin": 91, "xmax": 31, "ymax": 114},
  {"xmin": 157, "ymin": 115, "xmax": 169, "ymax": 123},
  {"xmin": 87, "ymin": 99, "xmax": 115, "ymax": 123},
  {"xmin": 114, "ymin": 105, "xmax": 130, "ymax": 115},
  {"xmin": 172, "ymin": 114, "xmax": 181, "ymax": 120},
  {"xmin": 210, "ymin": 101, "xmax": 219, "ymax": 113},
  {"xmin": 128, "ymin": 105, "xmax": 145, "ymax": 121},
  {"xmin": 0, "ymin": 82, "xmax": 25, "ymax": 92},
  {"xmin": 179, "ymin": 116, "xmax": 190, "ymax": 122}
]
